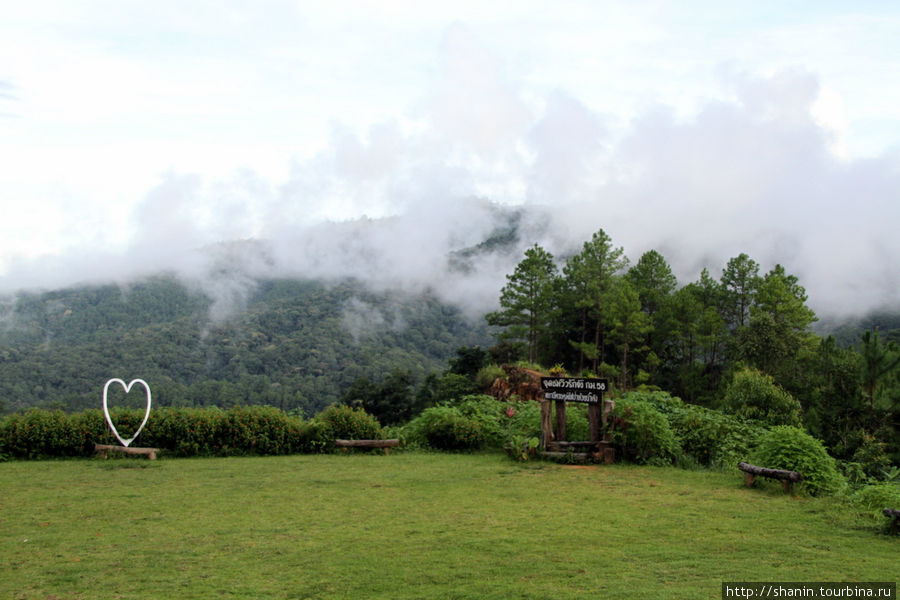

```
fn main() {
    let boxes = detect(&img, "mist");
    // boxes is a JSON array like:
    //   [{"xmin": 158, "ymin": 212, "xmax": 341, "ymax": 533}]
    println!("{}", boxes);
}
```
[{"xmin": 0, "ymin": 25, "xmax": 897, "ymax": 322}]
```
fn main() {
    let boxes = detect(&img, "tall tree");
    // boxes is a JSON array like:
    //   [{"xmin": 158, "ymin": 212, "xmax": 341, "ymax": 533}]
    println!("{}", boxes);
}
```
[
  {"xmin": 859, "ymin": 329, "xmax": 900, "ymax": 409},
  {"xmin": 738, "ymin": 264, "xmax": 818, "ymax": 382},
  {"xmin": 720, "ymin": 253, "xmax": 760, "ymax": 330},
  {"xmin": 486, "ymin": 244, "xmax": 558, "ymax": 364},
  {"xmin": 626, "ymin": 249, "xmax": 677, "ymax": 318},
  {"xmin": 606, "ymin": 278, "xmax": 652, "ymax": 389},
  {"xmin": 561, "ymin": 229, "xmax": 629, "ymax": 372},
  {"xmin": 626, "ymin": 249, "xmax": 677, "ymax": 380}
]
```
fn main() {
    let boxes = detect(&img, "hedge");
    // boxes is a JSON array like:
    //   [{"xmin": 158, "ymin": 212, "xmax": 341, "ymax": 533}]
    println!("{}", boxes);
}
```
[{"xmin": 0, "ymin": 405, "xmax": 343, "ymax": 459}]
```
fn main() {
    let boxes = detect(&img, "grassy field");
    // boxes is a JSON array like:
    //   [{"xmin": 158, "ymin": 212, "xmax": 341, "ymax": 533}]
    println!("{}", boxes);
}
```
[{"xmin": 1, "ymin": 453, "xmax": 896, "ymax": 599}]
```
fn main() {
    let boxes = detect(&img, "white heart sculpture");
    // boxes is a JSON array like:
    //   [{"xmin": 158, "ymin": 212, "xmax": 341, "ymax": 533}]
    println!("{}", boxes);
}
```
[{"xmin": 102, "ymin": 378, "xmax": 152, "ymax": 447}]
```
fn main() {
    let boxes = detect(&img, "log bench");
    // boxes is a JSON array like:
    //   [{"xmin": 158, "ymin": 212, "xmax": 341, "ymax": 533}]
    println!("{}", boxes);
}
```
[
  {"xmin": 738, "ymin": 461, "xmax": 803, "ymax": 493},
  {"xmin": 883, "ymin": 509, "xmax": 900, "ymax": 535},
  {"xmin": 334, "ymin": 439, "xmax": 400, "ymax": 454},
  {"xmin": 543, "ymin": 441, "xmax": 615, "ymax": 464},
  {"xmin": 94, "ymin": 444, "xmax": 159, "ymax": 460}
]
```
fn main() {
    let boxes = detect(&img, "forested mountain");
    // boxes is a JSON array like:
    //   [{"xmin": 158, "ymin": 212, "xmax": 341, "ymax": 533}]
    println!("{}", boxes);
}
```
[{"xmin": 0, "ymin": 276, "xmax": 491, "ymax": 415}]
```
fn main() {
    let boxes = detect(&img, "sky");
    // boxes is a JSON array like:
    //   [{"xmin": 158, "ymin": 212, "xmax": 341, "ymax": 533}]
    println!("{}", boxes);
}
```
[{"xmin": 1, "ymin": 1, "xmax": 899, "ymax": 319}]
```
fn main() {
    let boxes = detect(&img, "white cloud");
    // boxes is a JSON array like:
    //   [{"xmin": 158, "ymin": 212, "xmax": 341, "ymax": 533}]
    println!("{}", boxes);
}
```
[{"xmin": 0, "ymin": 5, "xmax": 899, "ymax": 320}]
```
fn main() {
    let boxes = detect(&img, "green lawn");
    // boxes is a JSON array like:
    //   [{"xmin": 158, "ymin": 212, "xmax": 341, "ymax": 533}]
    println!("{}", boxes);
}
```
[{"xmin": 0, "ymin": 453, "xmax": 895, "ymax": 599}]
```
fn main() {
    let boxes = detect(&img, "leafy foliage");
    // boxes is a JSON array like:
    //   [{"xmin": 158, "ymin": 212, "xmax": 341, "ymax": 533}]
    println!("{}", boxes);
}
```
[
  {"xmin": 750, "ymin": 426, "xmax": 845, "ymax": 496},
  {"xmin": 403, "ymin": 405, "xmax": 486, "ymax": 451},
  {"xmin": 316, "ymin": 405, "xmax": 382, "ymax": 441},
  {"xmin": 722, "ymin": 368, "xmax": 803, "ymax": 427},
  {"xmin": 609, "ymin": 398, "xmax": 680, "ymax": 465},
  {"xmin": 0, "ymin": 405, "xmax": 347, "ymax": 458}
]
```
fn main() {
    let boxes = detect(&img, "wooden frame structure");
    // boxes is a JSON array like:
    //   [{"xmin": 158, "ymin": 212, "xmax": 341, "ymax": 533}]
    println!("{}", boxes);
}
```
[{"xmin": 539, "ymin": 377, "xmax": 615, "ymax": 463}]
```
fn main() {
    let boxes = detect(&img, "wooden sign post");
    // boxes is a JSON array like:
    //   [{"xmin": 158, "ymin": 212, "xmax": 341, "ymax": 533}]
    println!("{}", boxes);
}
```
[{"xmin": 539, "ymin": 377, "xmax": 615, "ymax": 463}]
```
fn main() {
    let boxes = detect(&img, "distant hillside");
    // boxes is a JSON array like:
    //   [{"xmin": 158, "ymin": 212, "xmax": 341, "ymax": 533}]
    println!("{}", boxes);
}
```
[
  {"xmin": 816, "ymin": 309, "xmax": 900, "ymax": 347},
  {"xmin": 0, "ymin": 276, "xmax": 491, "ymax": 414}
]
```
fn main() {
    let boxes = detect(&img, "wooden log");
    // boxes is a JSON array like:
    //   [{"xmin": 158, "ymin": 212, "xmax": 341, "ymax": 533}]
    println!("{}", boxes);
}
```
[
  {"xmin": 94, "ymin": 444, "xmax": 158, "ymax": 460},
  {"xmin": 539, "ymin": 400, "xmax": 553, "ymax": 450},
  {"xmin": 334, "ymin": 439, "xmax": 399, "ymax": 448},
  {"xmin": 539, "ymin": 451, "xmax": 592, "ymax": 461},
  {"xmin": 549, "ymin": 441, "xmax": 610, "ymax": 449},
  {"xmin": 588, "ymin": 403, "xmax": 601, "ymax": 443},
  {"xmin": 737, "ymin": 462, "xmax": 803, "ymax": 482},
  {"xmin": 555, "ymin": 400, "xmax": 567, "ymax": 442}
]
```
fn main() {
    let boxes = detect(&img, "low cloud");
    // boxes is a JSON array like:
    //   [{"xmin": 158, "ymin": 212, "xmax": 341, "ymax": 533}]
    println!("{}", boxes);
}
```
[{"xmin": 1, "ymin": 26, "xmax": 897, "ymax": 322}]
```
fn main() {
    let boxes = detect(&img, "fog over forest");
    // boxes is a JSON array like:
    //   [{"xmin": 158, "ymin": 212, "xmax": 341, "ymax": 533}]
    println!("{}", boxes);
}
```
[{"xmin": 1, "ymin": 21, "xmax": 898, "ymax": 322}]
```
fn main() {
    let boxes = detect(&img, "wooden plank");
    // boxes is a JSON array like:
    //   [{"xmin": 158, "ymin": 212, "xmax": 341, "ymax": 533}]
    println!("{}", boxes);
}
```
[
  {"xmin": 334, "ymin": 439, "xmax": 399, "ymax": 448},
  {"xmin": 94, "ymin": 444, "xmax": 158, "ymax": 460},
  {"xmin": 549, "ymin": 441, "xmax": 610, "ymax": 449},
  {"xmin": 539, "ymin": 451, "xmax": 593, "ymax": 461},
  {"xmin": 737, "ymin": 461, "xmax": 803, "ymax": 482}
]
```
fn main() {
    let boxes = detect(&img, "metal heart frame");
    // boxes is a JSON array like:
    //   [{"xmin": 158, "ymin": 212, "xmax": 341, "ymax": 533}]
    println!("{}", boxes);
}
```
[{"xmin": 102, "ymin": 378, "xmax": 152, "ymax": 447}]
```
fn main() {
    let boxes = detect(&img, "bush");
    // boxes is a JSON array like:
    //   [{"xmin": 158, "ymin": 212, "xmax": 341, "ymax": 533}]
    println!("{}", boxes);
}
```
[
  {"xmin": 454, "ymin": 395, "xmax": 506, "ymax": 446},
  {"xmin": 475, "ymin": 364, "xmax": 506, "ymax": 392},
  {"xmin": 722, "ymin": 368, "xmax": 803, "ymax": 427},
  {"xmin": 148, "ymin": 407, "xmax": 224, "ymax": 457},
  {"xmin": 0, "ymin": 406, "xmax": 334, "ymax": 459},
  {"xmin": 403, "ymin": 405, "xmax": 485, "ymax": 451},
  {"xmin": 850, "ymin": 435, "xmax": 893, "ymax": 481},
  {"xmin": 667, "ymin": 404, "xmax": 768, "ymax": 469},
  {"xmin": 750, "ymin": 426, "xmax": 845, "ymax": 496},
  {"xmin": 609, "ymin": 399, "xmax": 680, "ymax": 465},
  {"xmin": 293, "ymin": 419, "xmax": 334, "ymax": 454},
  {"xmin": 0, "ymin": 409, "xmax": 86, "ymax": 459},
  {"xmin": 316, "ymin": 405, "xmax": 382, "ymax": 441},
  {"xmin": 850, "ymin": 483, "xmax": 900, "ymax": 517}
]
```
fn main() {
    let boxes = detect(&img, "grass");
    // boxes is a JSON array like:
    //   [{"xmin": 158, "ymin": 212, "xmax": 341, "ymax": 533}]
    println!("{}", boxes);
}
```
[{"xmin": 0, "ymin": 453, "xmax": 896, "ymax": 599}]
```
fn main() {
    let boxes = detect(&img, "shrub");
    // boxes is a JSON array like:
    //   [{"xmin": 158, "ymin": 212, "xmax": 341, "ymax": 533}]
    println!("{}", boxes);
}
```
[
  {"xmin": 148, "ymin": 407, "xmax": 224, "ymax": 456},
  {"xmin": 850, "ymin": 483, "xmax": 900, "ymax": 517},
  {"xmin": 609, "ymin": 399, "xmax": 680, "ymax": 465},
  {"xmin": 750, "ymin": 426, "xmax": 845, "ymax": 496},
  {"xmin": 504, "ymin": 434, "xmax": 540, "ymax": 461},
  {"xmin": 0, "ymin": 406, "xmax": 333, "ymax": 459},
  {"xmin": 403, "ymin": 405, "xmax": 485, "ymax": 451},
  {"xmin": 619, "ymin": 390, "xmax": 684, "ymax": 415},
  {"xmin": 293, "ymin": 419, "xmax": 334, "ymax": 454},
  {"xmin": 667, "ymin": 404, "xmax": 768, "ymax": 468},
  {"xmin": 475, "ymin": 364, "xmax": 505, "ymax": 392},
  {"xmin": 454, "ymin": 395, "xmax": 506, "ymax": 446},
  {"xmin": 219, "ymin": 405, "xmax": 295, "ymax": 456},
  {"xmin": 850, "ymin": 435, "xmax": 893, "ymax": 481},
  {"xmin": 316, "ymin": 405, "xmax": 382, "ymax": 441},
  {"xmin": 722, "ymin": 368, "xmax": 803, "ymax": 427},
  {"xmin": 503, "ymin": 401, "xmax": 542, "ymax": 441},
  {"xmin": 0, "ymin": 409, "xmax": 84, "ymax": 459}
]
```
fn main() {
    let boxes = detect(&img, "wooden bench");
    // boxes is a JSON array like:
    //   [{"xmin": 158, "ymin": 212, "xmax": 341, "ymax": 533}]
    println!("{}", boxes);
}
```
[
  {"xmin": 334, "ymin": 439, "xmax": 400, "ymax": 454},
  {"xmin": 738, "ymin": 461, "xmax": 803, "ymax": 493},
  {"xmin": 883, "ymin": 508, "xmax": 900, "ymax": 535},
  {"xmin": 94, "ymin": 444, "xmax": 159, "ymax": 460},
  {"xmin": 542, "ymin": 441, "xmax": 615, "ymax": 464}
]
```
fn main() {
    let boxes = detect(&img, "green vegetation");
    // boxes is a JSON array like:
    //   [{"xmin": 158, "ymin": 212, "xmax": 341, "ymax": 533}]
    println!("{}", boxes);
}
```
[
  {"xmin": 486, "ymin": 231, "xmax": 900, "ymax": 469},
  {"xmin": 0, "ymin": 277, "xmax": 490, "ymax": 416},
  {"xmin": 750, "ymin": 426, "xmax": 846, "ymax": 496},
  {"xmin": 0, "ymin": 454, "xmax": 895, "ymax": 600}
]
